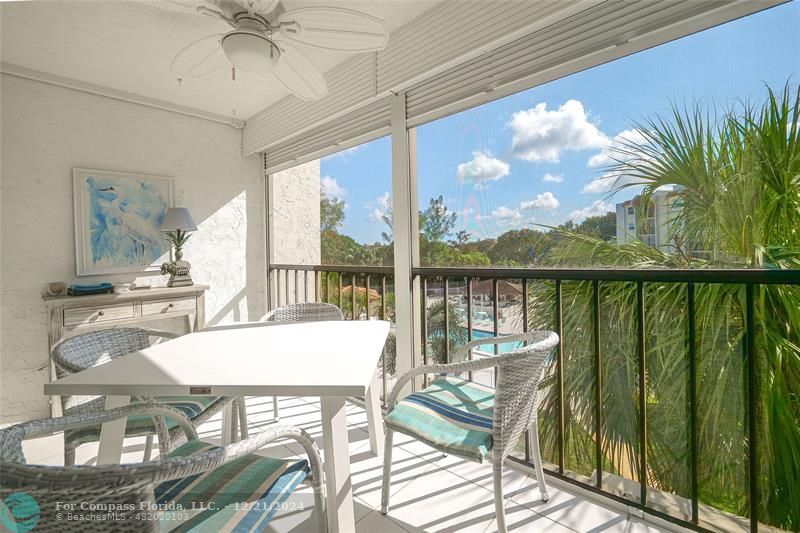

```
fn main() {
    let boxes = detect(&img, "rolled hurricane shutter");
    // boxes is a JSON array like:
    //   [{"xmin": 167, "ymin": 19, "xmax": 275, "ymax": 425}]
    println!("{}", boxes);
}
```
[
  {"xmin": 404, "ymin": 0, "xmax": 745, "ymax": 127},
  {"xmin": 261, "ymin": 96, "xmax": 391, "ymax": 174}
]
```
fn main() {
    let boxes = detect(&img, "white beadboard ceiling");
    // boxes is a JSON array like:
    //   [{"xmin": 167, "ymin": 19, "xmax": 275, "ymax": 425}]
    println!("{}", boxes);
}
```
[{"xmin": 0, "ymin": 0, "xmax": 440, "ymax": 121}]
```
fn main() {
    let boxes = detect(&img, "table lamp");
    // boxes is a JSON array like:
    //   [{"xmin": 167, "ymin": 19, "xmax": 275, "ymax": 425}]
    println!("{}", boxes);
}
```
[{"xmin": 160, "ymin": 207, "xmax": 198, "ymax": 287}]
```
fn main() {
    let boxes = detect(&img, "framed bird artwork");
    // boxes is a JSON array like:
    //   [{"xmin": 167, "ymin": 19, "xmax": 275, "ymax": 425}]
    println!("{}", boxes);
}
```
[{"xmin": 73, "ymin": 168, "xmax": 174, "ymax": 276}]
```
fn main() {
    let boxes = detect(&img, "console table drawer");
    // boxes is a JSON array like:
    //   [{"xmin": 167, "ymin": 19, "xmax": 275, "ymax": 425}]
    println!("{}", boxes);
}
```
[
  {"xmin": 142, "ymin": 297, "xmax": 196, "ymax": 317},
  {"xmin": 63, "ymin": 303, "xmax": 135, "ymax": 326}
]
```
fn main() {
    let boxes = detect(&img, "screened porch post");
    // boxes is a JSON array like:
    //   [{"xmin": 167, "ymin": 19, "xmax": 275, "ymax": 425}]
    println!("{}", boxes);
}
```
[
  {"xmin": 265, "ymin": 161, "xmax": 275, "ymax": 312},
  {"xmin": 391, "ymin": 92, "xmax": 421, "ymax": 393}
]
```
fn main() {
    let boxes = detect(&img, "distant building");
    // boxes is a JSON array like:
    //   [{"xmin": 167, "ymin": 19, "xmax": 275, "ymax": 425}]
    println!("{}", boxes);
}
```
[{"xmin": 616, "ymin": 187, "xmax": 681, "ymax": 251}]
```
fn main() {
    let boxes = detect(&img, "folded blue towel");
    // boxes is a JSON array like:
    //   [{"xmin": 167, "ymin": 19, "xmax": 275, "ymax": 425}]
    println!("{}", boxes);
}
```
[
  {"xmin": 68, "ymin": 283, "xmax": 114, "ymax": 296},
  {"xmin": 69, "ymin": 283, "xmax": 113, "ymax": 291}
]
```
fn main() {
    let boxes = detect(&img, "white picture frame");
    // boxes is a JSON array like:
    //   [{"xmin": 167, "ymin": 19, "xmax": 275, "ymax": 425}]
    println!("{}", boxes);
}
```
[{"xmin": 73, "ymin": 168, "xmax": 175, "ymax": 276}]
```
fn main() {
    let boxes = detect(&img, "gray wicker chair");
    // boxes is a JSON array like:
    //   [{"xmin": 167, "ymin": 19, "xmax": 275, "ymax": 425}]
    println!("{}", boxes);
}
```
[
  {"xmin": 51, "ymin": 327, "xmax": 240, "ymax": 465},
  {"xmin": 381, "ymin": 331, "xmax": 559, "ymax": 533},
  {"xmin": 0, "ymin": 404, "xmax": 327, "ymax": 532},
  {"xmin": 255, "ymin": 303, "xmax": 344, "ymax": 423}
]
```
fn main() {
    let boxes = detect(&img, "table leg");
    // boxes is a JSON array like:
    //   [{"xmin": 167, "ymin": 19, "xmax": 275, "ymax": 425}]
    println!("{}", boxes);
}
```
[
  {"xmin": 97, "ymin": 395, "xmax": 130, "ymax": 465},
  {"xmin": 221, "ymin": 402, "xmax": 235, "ymax": 446},
  {"xmin": 321, "ymin": 396, "xmax": 355, "ymax": 533},
  {"xmin": 365, "ymin": 370, "xmax": 384, "ymax": 457}
]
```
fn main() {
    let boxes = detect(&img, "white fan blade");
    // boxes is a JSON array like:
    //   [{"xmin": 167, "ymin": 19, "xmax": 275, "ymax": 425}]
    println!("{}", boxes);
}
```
[
  {"xmin": 277, "ymin": 7, "xmax": 389, "ymax": 52},
  {"xmin": 233, "ymin": 0, "xmax": 280, "ymax": 15},
  {"xmin": 272, "ymin": 41, "xmax": 328, "ymax": 101},
  {"xmin": 171, "ymin": 34, "xmax": 229, "ymax": 77},
  {"xmin": 126, "ymin": 0, "xmax": 211, "ymax": 16}
]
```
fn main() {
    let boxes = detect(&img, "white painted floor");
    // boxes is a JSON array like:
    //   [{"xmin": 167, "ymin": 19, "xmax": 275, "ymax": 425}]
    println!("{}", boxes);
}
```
[{"xmin": 20, "ymin": 396, "xmax": 677, "ymax": 533}]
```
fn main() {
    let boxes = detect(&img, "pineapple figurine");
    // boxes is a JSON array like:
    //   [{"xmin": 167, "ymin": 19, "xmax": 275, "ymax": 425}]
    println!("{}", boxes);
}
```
[{"xmin": 161, "ymin": 228, "xmax": 194, "ymax": 287}]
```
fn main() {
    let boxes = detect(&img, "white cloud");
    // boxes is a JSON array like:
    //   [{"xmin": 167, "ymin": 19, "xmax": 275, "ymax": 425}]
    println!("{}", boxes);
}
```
[
  {"xmin": 457, "ymin": 151, "xmax": 511, "ymax": 188},
  {"xmin": 486, "ymin": 193, "xmax": 560, "ymax": 228},
  {"xmin": 542, "ymin": 173, "xmax": 564, "ymax": 183},
  {"xmin": 521, "ymin": 192, "xmax": 560, "ymax": 210},
  {"xmin": 569, "ymin": 200, "xmax": 614, "ymax": 223},
  {"xmin": 509, "ymin": 100, "xmax": 608, "ymax": 163},
  {"xmin": 321, "ymin": 175, "xmax": 346, "ymax": 200},
  {"xmin": 491, "ymin": 206, "xmax": 524, "ymax": 227},
  {"xmin": 587, "ymin": 128, "xmax": 648, "ymax": 168},
  {"xmin": 581, "ymin": 173, "xmax": 619, "ymax": 194},
  {"xmin": 581, "ymin": 171, "xmax": 647, "ymax": 194},
  {"xmin": 367, "ymin": 192, "xmax": 391, "ymax": 223}
]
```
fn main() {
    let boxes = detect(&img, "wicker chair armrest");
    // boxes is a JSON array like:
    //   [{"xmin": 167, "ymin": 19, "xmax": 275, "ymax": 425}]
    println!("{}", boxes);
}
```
[
  {"xmin": 260, "ymin": 302, "xmax": 344, "ymax": 323},
  {"xmin": 222, "ymin": 425, "xmax": 323, "ymax": 482},
  {"xmin": 451, "ymin": 331, "xmax": 558, "ymax": 363},
  {"xmin": 139, "ymin": 328, "xmax": 181, "ymax": 340},
  {"xmin": 50, "ymin": 328, "xmax": 181, "ymax": 376},
  {"xmin": 260, "ymin": 308, "xmax": 278, "ymax": 321},
  {"xmin": 386, "ymin": 332, "xmax": 559, "ymax": 411},
  {"xmin": 218, "ymin": 424, "xmax": 326, "ymax": 528},
  {"xmin": 2, "ymin": 403, "xmax": 196, "ymax": 457},
  {"xmin": 138, "ymin": 426, "xmax": 325, "ymax": 486},
  {"xmin": 386, "ymin": 357, "xmax": 503, "ymax": 410},
  {"xmin": 1, "ymin": 411, "xmax": 323, "ymax": 494}
]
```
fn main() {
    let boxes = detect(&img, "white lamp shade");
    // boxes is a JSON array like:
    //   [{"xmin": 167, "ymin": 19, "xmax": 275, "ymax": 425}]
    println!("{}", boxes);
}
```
[{"xmin": 161, "ymin": 207, "xmax": 198, "ymax": 231}]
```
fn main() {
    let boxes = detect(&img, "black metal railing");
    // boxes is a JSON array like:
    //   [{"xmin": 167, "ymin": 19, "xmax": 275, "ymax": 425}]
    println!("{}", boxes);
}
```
[
  {"xmin": 270, "ymin": 263, "xmax": 394, "ymax": 317},
  {"xmin": 271, "ymin": 263, "xmax": 800, "ymax": 532},
  {"xmin": 414, "ymin": 266, "xmax": 800, "ymax": 533}
]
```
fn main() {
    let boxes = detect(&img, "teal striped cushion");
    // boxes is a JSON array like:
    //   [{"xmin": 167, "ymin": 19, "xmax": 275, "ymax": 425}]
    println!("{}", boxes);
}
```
[
  {"xmin": 385, "ymin": 376, "xmax": 495, "ymax": 462},
  {"xmin": 155, "ymin": 440, "xmax": 309, "ymax": 532},
  {"xmin": 65, "ymin": 396, "xmax": 218, "ymax": 448}
]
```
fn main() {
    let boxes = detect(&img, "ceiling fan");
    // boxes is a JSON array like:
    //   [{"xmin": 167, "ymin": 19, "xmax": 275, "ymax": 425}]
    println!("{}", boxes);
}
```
[{"xmin": 130, "ymin": 0, "xmax": 389, "ymax": 100}]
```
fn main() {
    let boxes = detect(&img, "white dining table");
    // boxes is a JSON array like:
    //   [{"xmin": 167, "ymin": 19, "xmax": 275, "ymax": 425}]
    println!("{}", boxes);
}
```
[{"xmin": 44, "ymin": 319, "xmax": 390, "ymax": 533}]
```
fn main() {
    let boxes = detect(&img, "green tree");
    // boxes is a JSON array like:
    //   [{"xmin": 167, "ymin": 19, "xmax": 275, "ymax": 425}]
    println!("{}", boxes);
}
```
[
  {"xmin": 412, "ymin": 195, "xmax": 491, "ymax": 266},
  {"xmin": 420, "ymin": 195, "xmax": 457, "ymax": 242},
  {"xmin": 460, "ymin": 238, "xmax": 496, "ymax": 258},
  {"xmin": 489, "ymin": 228, "xmax": 553, "ymax": 266},
  {"xmin": 380, "ymin": 195, "xmax": 394, "ymax": 244},
  {"xmin": 577, "ymin": 212, "xmax": 616, "ymax": 240},
  {"xmin": 425, "ymin": 298, "xmax": 469, "ymax": 364},
  {"xmin": 553, "ymin": 212, "xmax": 616, "ymax": 242},
  {"xmin": 421, "ymin": 240, "xmax": 490, "ymax": 266},
  {"xmin": 451, "ymin": 229, "xmax": 472, "ymax": 247},
  {"xmin": 532, "ymin": 84, "xmax": 800, "ymax": 530},
  {"xmin": 321, "ymin": 231, "xmax": 369, "ymax": 265},
  {"xmin": 321, "ymin": 190, "xmax": 345, "ymax": 232}
]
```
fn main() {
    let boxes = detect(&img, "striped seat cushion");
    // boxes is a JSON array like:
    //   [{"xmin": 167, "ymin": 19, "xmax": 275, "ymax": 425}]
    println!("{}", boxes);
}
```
[
  {"xmin": 385, "ymin": 376, "xmax": 495, "ymax": 462},
  {"xmin": 156, "ymin": 440, "xmax": 310, "ymax": 532},
  {"xmin": 64, "ymin": 396, "xmax": 218, "ymax": 448}
]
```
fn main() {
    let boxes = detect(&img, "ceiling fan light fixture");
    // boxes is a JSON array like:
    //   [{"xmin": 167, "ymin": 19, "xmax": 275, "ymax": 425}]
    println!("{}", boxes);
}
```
[{"xmin": 221, "ymin": 31, "xmax": 281, "ymax": 73}]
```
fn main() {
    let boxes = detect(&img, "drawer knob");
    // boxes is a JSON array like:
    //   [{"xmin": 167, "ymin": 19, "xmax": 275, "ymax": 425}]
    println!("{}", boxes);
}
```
[{"xmin": 97, "ymin": 311, "xmax": 105, "ymax": 316}]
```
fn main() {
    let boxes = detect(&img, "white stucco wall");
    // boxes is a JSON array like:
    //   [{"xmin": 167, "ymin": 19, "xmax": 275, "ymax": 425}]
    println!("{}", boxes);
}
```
[
  {"xmin": 0, "ymin": 75, "xmax": 267, "ymax": 424},
  {"xmin": 269, "ymin": 161, "xmax": 321, "ymax": 307}
]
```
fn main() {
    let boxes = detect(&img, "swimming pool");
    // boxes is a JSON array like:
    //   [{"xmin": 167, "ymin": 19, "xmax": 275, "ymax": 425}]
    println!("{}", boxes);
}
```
[{"xmin": 471, "ymin": 329, "xmax": 524, "ymax": 354}]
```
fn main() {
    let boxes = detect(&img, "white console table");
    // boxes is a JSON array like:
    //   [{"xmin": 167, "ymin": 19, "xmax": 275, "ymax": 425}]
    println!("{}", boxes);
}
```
[{"xmin": 43, "ymin": 284, "xmax": 208, "ymax": 417}]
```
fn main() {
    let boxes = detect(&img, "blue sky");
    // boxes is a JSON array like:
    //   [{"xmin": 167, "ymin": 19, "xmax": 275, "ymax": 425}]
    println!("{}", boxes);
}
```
[{"xmin": 321, "ymin": 2, "xmax": 799, "ymax": 244}]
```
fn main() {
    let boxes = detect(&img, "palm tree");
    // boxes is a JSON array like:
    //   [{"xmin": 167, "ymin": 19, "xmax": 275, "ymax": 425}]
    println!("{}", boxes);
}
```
[
  {"xmin": 530, "ymin": 84, "xmax": 800, "ymax": 530},
  {"xmin": 425, "ymin": 296, "xmax": 469, "ymax": 365}
]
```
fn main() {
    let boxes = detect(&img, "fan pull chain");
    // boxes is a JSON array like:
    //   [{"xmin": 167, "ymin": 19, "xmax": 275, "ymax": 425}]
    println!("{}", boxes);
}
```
[{"xmin": 232, "ymin": 66, "xmax": 236, "ymax": 81}]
